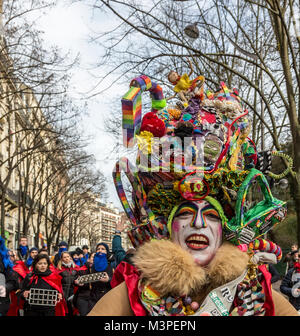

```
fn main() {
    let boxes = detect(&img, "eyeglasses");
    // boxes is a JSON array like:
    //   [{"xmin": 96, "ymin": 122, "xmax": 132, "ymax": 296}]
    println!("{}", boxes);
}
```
[{"xmin": 9, "ymin": 254, "xmax": 15, "ymax": 258}]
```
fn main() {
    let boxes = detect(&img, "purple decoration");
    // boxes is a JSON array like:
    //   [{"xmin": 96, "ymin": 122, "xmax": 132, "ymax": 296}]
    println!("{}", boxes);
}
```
[
  {"xmin": 183, "ymin": 97, "xmax": 201, "ymax": 119},
  {"xmin": 184, "ymin": 296, "xmax": 192, "ymax": 305}
]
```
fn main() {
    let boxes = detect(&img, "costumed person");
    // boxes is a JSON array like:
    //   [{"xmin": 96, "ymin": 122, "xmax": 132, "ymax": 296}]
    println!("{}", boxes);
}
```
[
  {"xmin": 88, "ymin": 75, "xmax": 299, "ymax": 316},
  {"xmin": 70, "ymin": 248, "xmax": 87, "ymax": 267},
  {"xmin": 112, "ymin": 218, "xmax": 128, "ymax": 266},
  {"xmin": 7, "ymin": 250, "xmax": 30, "ymax": 316},
  {"xmin": 53, "ymin": 241, "xmax": 68, "ymax": 267},
  {"xmin": 17, "ymin": 236, "xmax": 29, "ymax": 262},
  {"xmin": 87, "ymin": 243, "xmax": 113, "ymax": 312},
  {"xmin": 73, "ymin": 254, "xmax": 95, "ymax": 316},
  {"xmin": 0, "ymin": 236, "xmax": 17, "ymax": 316},
  {"xmin": 39, "ymin": 248, "xmax": 57, "ymax": 274},
  {"xmin": 19, "ymin": 253, "xmax": 66, "ymax": 316},
  {"xmin": 25, "ymin": 247, "xmax": 38, "ymax": 270},
  {"xmin": 76, "ymin": 247, "xmax": 88, "ymax": 266},
  {"xmin": 280, "ymin": 251, "xmax": 300, "ymax": 312},
  {"xmin": 57, "ymin": 251, "xmax": 86, "ymax": 316},
  {"xmin": 82, "ymin": 245, "xmax": 90, "ymax": 264}
]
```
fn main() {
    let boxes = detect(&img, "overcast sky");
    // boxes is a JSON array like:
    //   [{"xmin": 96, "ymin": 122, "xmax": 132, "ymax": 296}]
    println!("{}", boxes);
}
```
[{"xmin": 32, "ymin": 1, "xmax": 130, "ymax": 209}]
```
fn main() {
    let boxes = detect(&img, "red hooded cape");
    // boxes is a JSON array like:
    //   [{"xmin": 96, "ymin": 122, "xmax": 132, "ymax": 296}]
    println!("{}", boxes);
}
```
[
  {"xmin": 6, "ymin": 261, "xmax": 29, "ymax": 316},
  {"xmin": 28, "ymin": 269, "xmax": 68, "ymax": 316}
]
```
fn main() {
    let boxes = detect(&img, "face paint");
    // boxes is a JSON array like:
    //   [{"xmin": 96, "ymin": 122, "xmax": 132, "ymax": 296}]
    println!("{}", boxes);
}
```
[
  {"xmin": 174, "ymin": 204, "xmax": 198, "ymax": 228},
  {"xmin": 171, "ymin": 200, "xmax": 222, "ymax": 266}
]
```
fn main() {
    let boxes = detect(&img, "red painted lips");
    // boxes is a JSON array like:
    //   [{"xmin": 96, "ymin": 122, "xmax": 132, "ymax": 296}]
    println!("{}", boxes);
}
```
[{"xmin": 185, "ymin": 234, "xmax": 209, "ymax": 250}]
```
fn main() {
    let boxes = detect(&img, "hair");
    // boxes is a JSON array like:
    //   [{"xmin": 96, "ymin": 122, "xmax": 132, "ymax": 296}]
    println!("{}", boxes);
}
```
[
  {"xmin": 32, "ymin": 254, "xmax": 51, "ymax": 271},
  {"xmin": 38, "ymin": 248, "xmax": 48, "ymax": 254},
  {"xmin": 167, "ymin": 70, "xmax": 178, "ymax": 83}
]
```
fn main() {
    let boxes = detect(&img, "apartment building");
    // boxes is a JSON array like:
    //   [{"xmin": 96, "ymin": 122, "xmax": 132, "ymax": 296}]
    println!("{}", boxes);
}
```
[
  {"xmin": 99, "ymin": 202, "xmax": 131, "ymax": 252},
  {"xmin": 0, "ymin": 36, "xmax": 69, "ymax": 250}
]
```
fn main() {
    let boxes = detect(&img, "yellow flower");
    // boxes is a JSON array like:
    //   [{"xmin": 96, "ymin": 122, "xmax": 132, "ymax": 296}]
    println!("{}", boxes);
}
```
[{"xmin": 136, "ymin": 131, "xmax": 154, "ymax": 154}]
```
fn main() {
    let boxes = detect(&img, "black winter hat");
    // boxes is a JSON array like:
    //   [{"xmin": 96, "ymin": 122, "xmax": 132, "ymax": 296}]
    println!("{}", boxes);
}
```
[
  {"xmin": 75, "ymin": 247, "xmax": 84, "ymax": 255},
  {"xmin": 58, "ymin": 241, "xmax": 68, "ymax": 248},
  {"xmin": 96, "ymin": 242, "xmax": 110, "ymax": 254}
]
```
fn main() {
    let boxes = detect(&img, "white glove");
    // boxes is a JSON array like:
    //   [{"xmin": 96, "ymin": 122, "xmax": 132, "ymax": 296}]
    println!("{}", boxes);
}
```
[{"xmin": 251, "ymin": 252, "xmax": 277, "ymax": 265}]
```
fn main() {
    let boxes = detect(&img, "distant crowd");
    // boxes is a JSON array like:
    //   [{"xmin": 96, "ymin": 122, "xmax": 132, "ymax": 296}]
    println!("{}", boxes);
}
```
[{"xmin": 0, "ymin": 220, "xmax": 134, "ymax": 316}]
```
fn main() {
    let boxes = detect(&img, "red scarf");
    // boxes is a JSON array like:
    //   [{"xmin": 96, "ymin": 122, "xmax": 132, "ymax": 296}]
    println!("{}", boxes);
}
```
[
  {"xmin": 258, "ymin": 264, "xmax": 275, "ymax": 316},
  {"xmin": 293, "ymin": 262, "xmax": 300, "ymax": 273}
]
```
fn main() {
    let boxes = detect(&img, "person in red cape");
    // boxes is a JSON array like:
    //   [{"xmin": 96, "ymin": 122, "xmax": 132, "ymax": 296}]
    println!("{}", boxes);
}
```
[
  {"xmin": 38, "ymin": 248, "xmax": 58, "ymax": 275},
  {"xmin": 73, "ymin": 253, "xmax": 95, "ymax": 316},
  {"xmin": 6, "ymin": 259, "xmax": 29, "ymax": 316},
  {"xmin": 88, "ymin": 76, "xmax": 299, "ymax": 317},
  {"xmin": 56, "ymin": 251, "xmax": 87, "ymax": 316},
  {"xmin": 19, "ymin": 253, "xmax": 67, "ymax": 316}
]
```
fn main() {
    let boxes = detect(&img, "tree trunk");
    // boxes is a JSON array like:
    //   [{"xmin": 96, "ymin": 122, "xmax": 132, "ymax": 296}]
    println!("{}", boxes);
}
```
[{"xmin": 0, "ymin": 191, "xmax": 5, "ymax": 237}]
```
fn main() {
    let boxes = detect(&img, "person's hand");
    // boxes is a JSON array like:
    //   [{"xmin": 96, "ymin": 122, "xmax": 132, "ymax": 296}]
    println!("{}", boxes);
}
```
[
  {"xmin": 116, "ymin": 217, "xmax": 127, "ymax": 233},
  {"xmin": 0, "ymin": 285, "xmax": 6, "ymax": 297},
  {"xmin": 292, "ymin": 287, "xmax": 300, "ymax": 297},
  {"xmin": 99, "ymin": 272, "xmax": 109, "ymax": 283},
  {"xmin": 74, "ymin": 279, "xmax": 84, "ymax": 286},
  {"xmin": 57, "ymin": 293, "xmax": 63, "ymax": 302},
  {"xmin": 23, "ymin": 290, "xmax": 30, "ymax": 299}
]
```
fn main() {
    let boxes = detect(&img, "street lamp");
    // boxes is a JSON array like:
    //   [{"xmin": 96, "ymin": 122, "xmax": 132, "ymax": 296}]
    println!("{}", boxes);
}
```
[{"xmin": 184, "ymin": 23, "xmax": 199, "ymax": 39}]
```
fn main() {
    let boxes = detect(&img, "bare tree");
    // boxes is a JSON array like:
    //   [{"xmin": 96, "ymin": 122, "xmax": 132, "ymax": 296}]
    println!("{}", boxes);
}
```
[
  {"xmin": 86, "ymin": 0, "xmax": 300, "ymax": 243},
  {"xmin": 0, "ymin": 0, "xmax": 108, "ymax": 251}
]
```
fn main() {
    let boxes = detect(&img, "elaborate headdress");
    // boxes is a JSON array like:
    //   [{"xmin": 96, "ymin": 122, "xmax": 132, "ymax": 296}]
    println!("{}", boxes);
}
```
[{"xmin": 113, "ymin": 75, "xmax": 291, "ymax": 254}]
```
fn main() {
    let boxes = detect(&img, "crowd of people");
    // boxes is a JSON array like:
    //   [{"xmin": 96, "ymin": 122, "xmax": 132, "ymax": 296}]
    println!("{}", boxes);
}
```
[
  {"xmin": 0, "ymin": 221, "xmax": 132, "ymax": 316},
  {"xmin": 2, "ymin": 230, "xmax": 299, "ymax": 317}
]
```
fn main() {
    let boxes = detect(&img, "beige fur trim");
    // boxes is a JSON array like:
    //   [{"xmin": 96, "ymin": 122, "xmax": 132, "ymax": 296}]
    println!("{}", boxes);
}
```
[
  {"xmin": 206, "ymin": 242, "xmax": 250, "ymax": 290},
  {"xmin": 132, "ymin": 239, "xmax": 206, "ymax": 297},
  {"xmin": 133, "ymin": 240, "xmax": 249, "ymax": 298}
]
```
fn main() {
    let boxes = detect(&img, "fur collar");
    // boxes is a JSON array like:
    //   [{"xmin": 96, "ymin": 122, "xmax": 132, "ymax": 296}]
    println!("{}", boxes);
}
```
[{"xmin": 132, "ymin": 239, "xmax": 249, "ymax": 300}]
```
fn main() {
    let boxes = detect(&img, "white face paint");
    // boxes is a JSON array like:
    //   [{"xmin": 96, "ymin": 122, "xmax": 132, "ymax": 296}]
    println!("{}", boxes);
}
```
[{"xmin": 171, "ymin": 200, "xmax": 222, "ymax": 266}]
